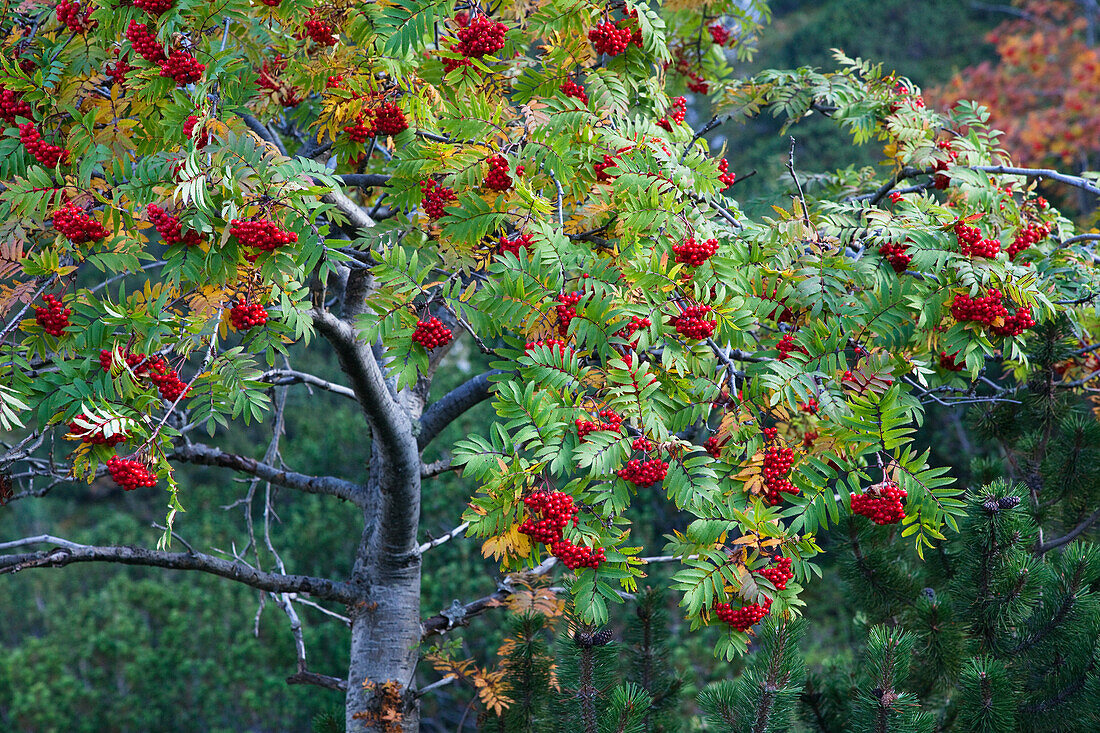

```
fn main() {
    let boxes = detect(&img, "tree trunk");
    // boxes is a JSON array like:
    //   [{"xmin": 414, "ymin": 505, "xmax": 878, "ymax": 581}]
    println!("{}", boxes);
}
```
[
  {"xmin": 344, "ymin": 549, "xmax": 422, "ymax": 731},
  {"xmin": 344, "ymin": 425, "xmax": 424, "ymax": 731}
]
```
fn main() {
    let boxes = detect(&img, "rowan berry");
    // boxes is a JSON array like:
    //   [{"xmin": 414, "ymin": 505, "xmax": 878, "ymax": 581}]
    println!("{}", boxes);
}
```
[
  {"xmin": 456, "ymin": 14, "xmax": 507, "ymax": 57},
  {"xmin": 343, "ymin": 115, "xmax": 375, "ymax": 143},
  {"xmin": 618, "ymin": 458, "xmax": 668, "ymax": 487},
  {"xmin": 588, "ymin": 21, "xmax": 632, "ymax": 56},
  {"xmin": 758, "ymin": 556, "xmax": 793, "ymax": 590},
  {"xmin": 713, "ymin": 597, "xmax": 772, "ymax": 631},
  {"xmin": 126, "ymin": 20, "xmax": 166, "ymax": 64},
  {"xmin": 56, "ymin": 0, "xmax": 97, "ymax": 33},
  {"xmin": 304, "ymin": 17, "xmax": 338, "ymax": 46},
  {"xmin": 53, "ymin": 203, "xmax": 109, "ymax": 243},
  {"xmin": 107, "ymin": 456, "xmax": 157, "ymax": 490},
  {"xmin": 230, "ymin": 301, "xmax": 268, "ymax": 331},
  {"xmin": 20, "ymin": 124, "xmax": 69, "ymax": 168},
  {"xmin": 159, "ymin": 51, "xmax": 205, "ymax": 85},
  {"xmin": 411, "ymin": 316, "xmax": 452, "ymax": 349},
  {"xmin": 560, "ymin": 79, "xmax": 588, "ymax": 104},
  {"xmin": 775, "ymin": 333, "xmax": 807, "ymax": 361},
  {"xmin": 420, "ymin": 179, "xmax": 457, "ymax": 220},
  {"xmin": 939, "ymin": 351, "xmax": 964, "ymax": 371},
  {"xmin": 708, "ymin": 23, "xmax": 731, "ymax": 45},
  {"xmin": 955, "ymin": 221, "xmax": 1000, "ymax": 258},
  {"xmin": 148, "ymin": 204, "xmax": 205, "ymax": 246},
  {"xmin": 851, "ymin": 481, "xmax": 907, "ymax": 524},
  {"xmin": 147, "ymin": 357, "xmax": 190, "ymax": 402},
  {"xmin": 673, "ymin": 236, "xmax": 718, "ymax": 266},
  {"xmin": 717, "ymin": 158, "xmax": 736, "ymax": 190},
  {"xmin": 878, "ymin": 241, "xmax": 911, "ymax": 273},
  {"xmin": 556, "ymin": 292, "xmax": 582, "ymax": 336},
  {"xmin": 132, "ymin": 0, "xmax": 172, "ymax": 15},
  {"xmin": 518, "ymin": 491, "xmax": 578, "ymax": 543},
  {"xmin": 550, "ymin": 539, "xmax": 605, "ymax": 569},
  {"xmin": 372, "ymin": 101, "xmax": 408, "ymax": 136},
  {"xmin": 34, "ymin": 294, "xmax": 71, "ymax": 336},
  {"xmin": 669, "ymin": 304, "xmax": 716, "ymax": 339},
  {"xmin": 0, "ymin": 86, "xmax": 32, "ymax": 124},
  {"xmin": 484, "ymin": 154, "xmax": 513, "ymax": 191},
  {"xmin": 69, "ymin": 413, "xmax": 128, "ymax": 446},
  {"xmin": 497, "ymin": 233, "xmax": 532, "ymax": 259},
  {"xmin": 229, "ymin": 219, "xmax": 298, "ymax": 253}
]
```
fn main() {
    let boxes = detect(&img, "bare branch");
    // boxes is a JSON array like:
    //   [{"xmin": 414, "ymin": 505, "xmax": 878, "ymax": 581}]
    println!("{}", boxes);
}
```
[
  {"xmin": 261, "ymin": 368, "xmax": 358, "ymax": 400},
  {"xmin": 339, "ymin": 173, "xmax": 392, "ymax": 189},
  {"xmin": 287, "ymin": 670, "xmax": 348, "ymax": 691},
  {"xmin": 171, "ymin": 443, "xmax": 364, "ymax": 505},
  {"xmin": 974, "ymin": 165, "xmax": 1100, "ymax": 198},
  {"xmin": 0, "ymin": 540, "xmax": 357, "ymax": 604},
  {"xmin": 1037, "ymin": 506, "xmax": 1100, "ymax": 554},
  {"xmin": 419, "ymin": 522, "xmax": 469, "ymax": 554},
  {"xmin": 322, "ymin": 188, "xmax": 377, "ymax": 234},
  {"xmin": 418, "ymin": 370, "xmax": 501, "ymax": 450}
]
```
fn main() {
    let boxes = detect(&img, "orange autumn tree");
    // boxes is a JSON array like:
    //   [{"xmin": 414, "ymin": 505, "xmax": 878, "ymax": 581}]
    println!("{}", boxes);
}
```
[{"xmin": 935, "ymin": 1, "xmax": 1100, "ymax": 174}]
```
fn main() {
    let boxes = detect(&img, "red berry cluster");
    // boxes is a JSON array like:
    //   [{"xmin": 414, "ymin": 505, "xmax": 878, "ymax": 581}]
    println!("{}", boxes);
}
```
[
  {"xmin": 107, "ymin": 456, "xmax": 157, "ymax": 490},
  {"xmin": 160, "ymin": 50, "xmax": 205, "ymax": 85},
  {"xmin": 878, "ymin": 242, "xmax": 912, "ymax": 273},
  {"xmin": 484, "ymin": 154, "xmax": 514, "ymax": 191},
  {"xmin": 618, "ymin": 458, "xmax": 668, "ymax": 487},
  {"xmin": 686, "ymin": 71, "xmax": 709, "ymax": 94},
  {"xmin": 34, "ymin": 294, "xmax": 71, "ymax": 336},
  {"xmin": 713, "ymin": 597, "xmax": 772, "ymax": 631},
  {"xmin": 762, "ymin": 427, "xmax": 778, "ymax": 441},
  {"xmin": 56, "ymin": 0, "xmax": 97, "ymax": 33},
  {"xmin": 615, "ymin": 315, "xmax": 650, "ymax": 348},
  {"xmin": 304, "ymin": 18, "xmax": 338, "ymax": 46},
  {"xmin": 631, "ymin": 436, "xmax": 656, "ymax": 452},
  {"xmin": 373, "ymin": 101, "xmax": 408, "ymax": 136},
  {"xmin": 525, "ymin": 338, "xmax": 567, "ymax": 356},
  {"xmin": 126, "ymin": 20, "xmax": 166, "ymax": 64},
  {"xmin": 344, "ymin": 115, "xmax": 374, "ymax": 143},
  {"xmin": 181, "ymin": 115, "xmax": 211, "ymax": 147},
  {"xmin": 20, "ymin": 124, "xmax": 69, "ymax": 167},
  {"xmin": 955, "ymin": 221, "xmax": 1000, "ymax": 258},
  {"xmin": 670, "ymin": 304, "xmax": 716, "ymax": 339},
  {"xmin": 69, "ymin": 414, "xmax": 128, "ymax": 446},
  {"xmin": 717, "ymin": 158, "xmax": 736, "ymax": 190},
  {"xmin": 889, "ymin": 83, "xmax": 926, "ymax": 113},
  {"xmin": 758, "ymin": 556, "xmax": 794, "ymax": 590},
  {"xmin": 519, "ymin": 491, "xmax": 578, "ymax": 543},
  {"xmin": 100, "ymin": 348, "xmax": 156, "ymax": 375},
  {"xmin": 762, "ymin": 446, "xmax": 797, "ymax": 505},
  {"xmin": 0, "ymin": 86, "xmax": 32, "ymax": 124},
  {"xmin": 556, "ymin": 291, "xmax": 582, "ymax": 335},
  {"xmin": 133, "ymin": 0, "xmax": 172, "ymax": 15},
  {"xmin": 799, "ymin": 398, "xmax": 818, "ymax": 414},
  {"xmin": 255, "ymin": 55, "xmax": 303, "ymax": 107},
  {"xmin": 704, "ymin": 436, "xmax": 726, "ymax": 459},
  {"xmin": 412, "ymin": 316, "xmax": 453, "ymax": 350},
  {"xmin": 851, "ymin": 481, "xmax": 907, "ymax": 524},
  {"xmin": 456, "ymin": 14, "xmax": 507, "ymax": 57},
  {"xmin": 931, "ymin": 139, "xmax": 958, "ymax": 189},
  {"xmin": 950, "ymin": 290, "xmax": 1036, "ymax": 336},
  {"xmin": 497, "ymin": 233, "xmax": 532, "ymax": 258},
  {"xmin": 594, "ymin": 153, "xmax": 620, "ymax": 181},
  {"xmin": 589, "ymin": 12, "xmax": 642, "ymax": 55},
  {"xmin": 1008, "ymin": 220, "xmax": 1050, "ymax": 260},
  {"xmin": 148, "ymin": 204, "xmax": 204, "ymax": 246},
  {"xmin": 519, "ymin": 491, "xmax": 605, "ymax": 569},
  {"xmin": 420, "ymin": 179, "xmax": 457, "ymax": 220},
  {"xmin": 708, "ymin": 22, "xmax": 731, "ymax": 45},
  {"xmin": 576, "ymin": 408, "xmax": 623, "ymax": 440},
  {"xmin": 229, "ymin": 219, "xmax": 298, "ymax": 253},
  {"xmin": 147, "ymin": 358, "xmax": 190, "ymax": 401},
  {"xmin": 560, "ymin": 79, "xmax": 588, "ymax": 104},
  {"xmin": 673, "ymin": 236, "xmax": 718, "ymax": 266},
  {"xmin": 53, "ymin": 203, "xmax": 109, "ymax": 243},
  {"xmin": 106, "ymin": 54, "xmax": 132, "ymax": 87},
  {"xmin": 776, "ymin": 333, "xmax": 807, "ymax": 361},
  {"xmin": 230, "ymin": 301, "xmax": 268, "ymax": 331},
  {"xmin": 939, "ymin": 351, "xmax": 964, "ymax": 371},
  {"xmin": 657, "ymin": 96, "xmax": 687, "ymax": 131}
]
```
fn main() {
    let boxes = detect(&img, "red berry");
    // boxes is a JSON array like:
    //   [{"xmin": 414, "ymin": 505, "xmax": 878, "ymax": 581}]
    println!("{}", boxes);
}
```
[
  {"xmin": 758, "ymin": 556, "xmax": 793, "ymax": 590},
  {"xmin": 126, "ymin": 20, "xmax": 166, "ymax": 64},
  {"xmin": 560, "ymin": 79, "xmax": 588, "ymax": 104},
  {"xmin": 159, "ymin": 51, "xmax": 205, "ymax": 85},
  {"xmin": 713, "ymin": 597, "xmax": 772, "ymax": 631},
  {"xmin": 851, "ymin": 481, "xmax": 907, "ymax": 524},
  {"xmin": 132, "ymin": 0, "xmax": 173, "ymax": 15},
  {"xmin": 411, "ymin": 316, "xmax": 453, "ymax": 350},
  {"xmin": 483, "ymin": 154, "xmax": 514, "ymax": 191},
  {"xmin": 672, "ymin": 236, "xmax": 719, "ymax": 267},
  {"xmin": 878, "ymin": 241, "xmax": 912, "ymax": 273},
  {"xmin": 148, "ymin": 204, "xmax": 205, "ymax": 246},
  {"xmin": 669, "ymin": 305, "xmax": 715, "ymax": 340},
  {"xmin": 69, "ymin": 413, "xmax": 128, "ymax": 446},
  {"xmin": 708, "ymin": 23, "xmax": 731, "ymax": 46},
  {"xmin": 717, "ymin": 158, "xmax": 736, "ymax": 191},
  {"xmin": 0, "ymin": 86, "xmax": 33, "ymax": 124},
  {"xmin": 53, "ymin": 203, "xmax": 109, "ymax": 243},
  {"xmin": 106, "ymin": 455, "xmax": 157, "ymax": 490},
  {"xmin": 588, "ymin": 20, "xmax": 632, "ymax": 56},
  {"xmin": 34, "ymin": 294, "xmax": 71, "ymax": 336},
  {"xmin": 420, "ymin": 179, "xmax": 458, "ymax": 220},
  {"xmin": 56, "ymin": 0, "xmax": 97, "ymax": 33},
  {"xmin": 372, "ymin": 101, "xmax": 408, "ymax": 136},
  {"xmin": 230, "ymin": 300, "xmax": 268, "ymax": 331},
  {"xmin": 229, "ymin": 218, "xmax": 298, "ymax": 254},
  {"xmin": 19, "ymin": 124, "xmax": 70, "ymax": 168},
  {"xmin": 617, "ymin": 458, "xmax": 668, "ymax": 487}
]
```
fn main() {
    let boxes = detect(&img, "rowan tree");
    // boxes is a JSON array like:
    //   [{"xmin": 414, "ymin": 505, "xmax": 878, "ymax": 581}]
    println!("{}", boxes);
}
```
[{"xmin": 2, "ymin": 0, "xmax": 1100, "ymax": 730}]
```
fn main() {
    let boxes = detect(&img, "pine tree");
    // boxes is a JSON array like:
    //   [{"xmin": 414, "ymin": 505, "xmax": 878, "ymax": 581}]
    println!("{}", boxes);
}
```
[{"xmin": 622, "ymin": 588, "xmax": 685, "ymax": 733}]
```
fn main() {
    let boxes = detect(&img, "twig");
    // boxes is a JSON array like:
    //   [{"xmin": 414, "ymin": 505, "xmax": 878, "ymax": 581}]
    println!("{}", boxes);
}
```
[
  {"xmin": 419, "ymin": 522, "xmax": 469, "ymax": 554},
  {"xmin": 786, "ymin": 137, "xmax": 812, "ymax": 227}
]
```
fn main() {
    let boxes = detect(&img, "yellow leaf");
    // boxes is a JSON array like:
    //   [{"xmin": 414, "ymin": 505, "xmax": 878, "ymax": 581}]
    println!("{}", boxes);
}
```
[{"xmin": 481, "ymin": 524, "xmax": 532, "ymax": 562}]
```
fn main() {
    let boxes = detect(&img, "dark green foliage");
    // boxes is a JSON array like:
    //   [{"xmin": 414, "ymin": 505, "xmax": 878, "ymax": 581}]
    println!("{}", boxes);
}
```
[
  {"xmin": 489, "ymin": 613, "xmax": 555, "ymax": 732},
  {"xmin": 623, "ymin": 588, "xmax": 684, "ymax": 733},
  {"xmin": 697, "ymin": 614, "xmax": 807, "ymax": 732},
  {"xmin": 803, "ymin": 482, "xmax": 1100, "ymax": 732}
]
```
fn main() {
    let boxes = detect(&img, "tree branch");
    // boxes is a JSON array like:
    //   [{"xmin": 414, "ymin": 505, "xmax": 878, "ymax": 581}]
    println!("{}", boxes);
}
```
[
  {"xmin": 973, "ymin": 165, "xmax": 1100, "ymax": 198},
  {"xmin": 171, "ymin": 443, "xmax": 364, "ymax": 505},
  {"xmin": 287, "ymin": 670, "xmax": 348, "ymax": 691},
  {"xmin": 417, "ymin": 370, "xmax": 501, "ymax": 450},
  {"xmin": 421, "ymin": 558, "xmax": 557, "ymax": 639},
  {"xmin": 0, "ymin": 540, "xmax": 357, "ymax": 604},
  {"xmin": 338, "ymin": 173, "xmax": 392, "ymax": 189},
  {"xmin": 419, "ymin": 522, "xmax": 469, "ymax": 554},
  {"xmin": 321, "ymin": 188, "xmax": 376, "ymax": 234},
  {"xmin": 1037, "ymin": 506, "xmax": 1100, "ymax": 554},
  {"xmin": 260, "ymin": 368, "xmax": 358, "ymax": 400}
]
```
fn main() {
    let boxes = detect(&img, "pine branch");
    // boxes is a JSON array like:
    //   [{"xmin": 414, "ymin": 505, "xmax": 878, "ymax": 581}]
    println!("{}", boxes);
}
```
[
  {"xmin": 0, "ymin": 538, "xmax": 356, "ymax": 603},
  {"xmin": 171, "ymin": 443, "xmax": 364, "ymax": 505}
]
